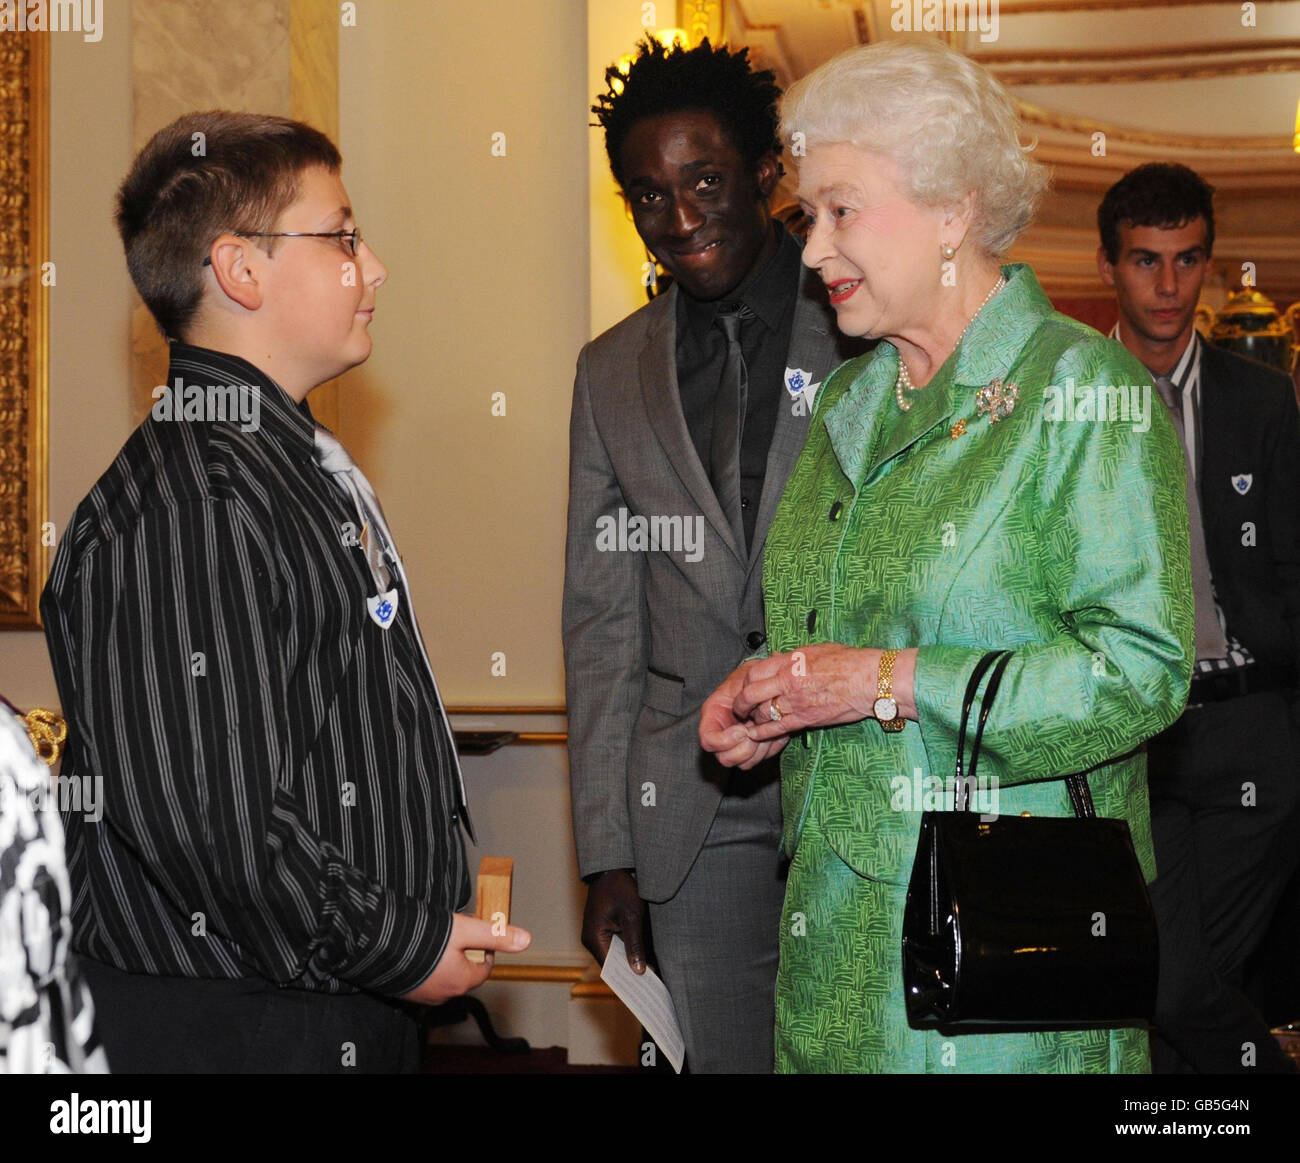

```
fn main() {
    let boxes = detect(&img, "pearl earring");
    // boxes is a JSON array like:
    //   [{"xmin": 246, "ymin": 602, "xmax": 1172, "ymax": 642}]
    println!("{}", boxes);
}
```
[{"xmin": 941, "ymin": 243, "xmax": 956, "ymax": 261}]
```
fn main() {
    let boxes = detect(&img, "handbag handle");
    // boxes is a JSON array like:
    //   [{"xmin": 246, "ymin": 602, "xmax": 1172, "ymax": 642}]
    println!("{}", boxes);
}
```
[
  {"xmin": 955, "ymin": 650, "xmax": 1010, "ymax": 794},
  {"xmin": 953, "ymin": 649, "xmax": 1095, "ymax": 818}
]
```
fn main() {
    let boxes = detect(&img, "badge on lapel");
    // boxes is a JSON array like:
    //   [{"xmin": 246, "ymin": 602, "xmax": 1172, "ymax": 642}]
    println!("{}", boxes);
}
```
[
  {"xmin": 784, "ymin": 366, "xmax": 819, "ymax": 408},
  {"xmin": 367, "ymin": 589, "xmax": 399, "ymax": 629},
  {"xmin": 1231, "ymin": 474, "xmax": 1253, "ymax": 496}
]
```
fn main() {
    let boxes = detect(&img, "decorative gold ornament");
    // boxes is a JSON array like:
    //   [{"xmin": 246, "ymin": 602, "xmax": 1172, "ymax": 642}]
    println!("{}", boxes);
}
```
[
  {"xmin": 1211, "ymin": 289, "xmax": 1297, "ymax": 374},
  {"xmin": 950, "ymin": 419, "xmax": 967, "ymax": 440},
  {"xmin": 24, "ymin": 707, "xmax": 66, "ymax": 766}
]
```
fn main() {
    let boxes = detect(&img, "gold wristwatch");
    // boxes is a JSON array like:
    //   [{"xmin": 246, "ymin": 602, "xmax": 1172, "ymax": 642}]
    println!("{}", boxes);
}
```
[{"xmin": 874, "ymin": 649, "xmax": 905, "ymax": 733}]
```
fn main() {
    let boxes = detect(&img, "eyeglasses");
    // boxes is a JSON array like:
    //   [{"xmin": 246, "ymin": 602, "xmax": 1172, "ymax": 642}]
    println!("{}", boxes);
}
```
[{"xmin": 201, "ymin": 228, "xmax": 363, "ymax": 266}]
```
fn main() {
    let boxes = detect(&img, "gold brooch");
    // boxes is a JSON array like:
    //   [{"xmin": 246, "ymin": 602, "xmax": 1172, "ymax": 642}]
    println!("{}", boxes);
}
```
[
  {"xmin": 975, "ymin": 379, "xmax": 1019, "ymax": 422},
  {"xmin": 950, "ymin": 419, "xmax": 967, "ymax": 440}
]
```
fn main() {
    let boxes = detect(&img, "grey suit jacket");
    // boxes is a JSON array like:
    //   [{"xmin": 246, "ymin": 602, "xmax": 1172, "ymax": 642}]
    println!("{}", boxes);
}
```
[{"xmin": 563, "ymin": 263, "xmax": 862, "ymax": 901}]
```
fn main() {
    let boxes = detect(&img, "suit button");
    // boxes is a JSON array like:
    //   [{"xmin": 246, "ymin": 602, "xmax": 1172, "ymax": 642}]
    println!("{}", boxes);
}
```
[
  {"xmin": 740, "ymin": 495, "xmax": 751, "ymax": 510},
  {"xmin": 806, "ymin": 609, "xmax": 817, "ymax": 633},
  {"xmin": 828, "ymin": 501, "xmax": 842, "ymax": 521},
  {"xmin": 746, "ymin": 630, "xmax": 766, "ymax": 650}
]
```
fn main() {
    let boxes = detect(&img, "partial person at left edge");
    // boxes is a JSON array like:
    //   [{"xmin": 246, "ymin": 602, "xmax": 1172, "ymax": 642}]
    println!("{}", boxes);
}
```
[
  {"xmin": 40, "ymin": 111, "xmax": 530, "ymax": 1074},
  {"xmin": 0, "ymin": 697, "xmax": 107, "ymax": 1073}
]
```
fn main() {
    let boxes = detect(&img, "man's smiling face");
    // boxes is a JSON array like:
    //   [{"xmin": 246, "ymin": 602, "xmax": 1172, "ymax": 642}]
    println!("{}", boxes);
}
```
[{"xmin": 619, "ymin": 110, "xmax": 778, "ymax": 302}]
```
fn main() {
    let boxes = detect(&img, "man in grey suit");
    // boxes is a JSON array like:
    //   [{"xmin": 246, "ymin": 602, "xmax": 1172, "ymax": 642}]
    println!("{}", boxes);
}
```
[{"xmin": 563, "ymin": 38, "xmax": 862, "ymax": 1073}]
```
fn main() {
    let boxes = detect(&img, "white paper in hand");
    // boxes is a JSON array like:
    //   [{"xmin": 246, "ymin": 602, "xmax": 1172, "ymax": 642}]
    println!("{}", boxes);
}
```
[{"xmin": 600, "ymin": 934, "xmax": 685, "ymax": 1073}]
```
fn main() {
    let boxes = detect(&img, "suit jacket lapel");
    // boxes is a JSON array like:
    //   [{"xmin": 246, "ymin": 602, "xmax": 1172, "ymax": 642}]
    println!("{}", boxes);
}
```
[
  {"xmin": 748, "ymin": 271, "xmax": 845, "ymax": 567},
  {"xmin": 638, "ymin": 287, "xmax": 747, "ymax": 567},
  {"xmin": 822, "ymin": 341, "xmax": 954, "ymax": 489}
]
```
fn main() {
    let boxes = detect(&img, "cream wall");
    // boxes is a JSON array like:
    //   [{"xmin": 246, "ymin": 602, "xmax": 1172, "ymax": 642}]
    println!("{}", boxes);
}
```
[
  {"xmin": 335, "ymin": 1, "xmax": 613, "ymax": 1052},
  {"xmin": 2, "ymin": 17, "xmax": 134, "ymax": 708},
  {"xmin": 588, "ymin": 0, "xmax": 660, "ymax": 339},
  {"xmin": 336, "ymin": 0, "xmax": 588, "ymax": 707}
]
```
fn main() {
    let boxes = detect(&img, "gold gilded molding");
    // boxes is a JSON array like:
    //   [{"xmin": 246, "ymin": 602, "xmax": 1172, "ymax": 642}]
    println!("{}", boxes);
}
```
[
  {"xmin": 449, "ymin": 706, "xmax": 568, "ymax": 745},
  {"xmin": 975, "ymin": 39, "xmax": 1300, "ymax": 67},
  {"xmin": 997, "ymin": 0, "xmax": 1289, "ymax": 11},
  {"xmin": 678, "ymin": 0, "xmax": 722, "ymax": 47},
  {"xmin": 489, "ymin": 964, "xmax": 586, "ymax": 984},
  {"xmin": 996, "ymin": 56, "xmax": 1300, "ymax": 87},
  {"xmin": 1016, "ymin": 100, "xmax": 1293, "ymax": 153},
  {"xmin": 482, "ymin": 962, "xmax": 616, "ymax": 997},
  {"xmin": 0, "ymin": 32, "xmax": 48, "ymax": 630}
]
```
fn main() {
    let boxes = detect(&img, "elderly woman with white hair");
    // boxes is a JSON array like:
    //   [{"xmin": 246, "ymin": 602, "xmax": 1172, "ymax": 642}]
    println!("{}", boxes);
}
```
[{"xmin": 700, "ymin": 38, "xmax": 1194, "ymax": 1073}]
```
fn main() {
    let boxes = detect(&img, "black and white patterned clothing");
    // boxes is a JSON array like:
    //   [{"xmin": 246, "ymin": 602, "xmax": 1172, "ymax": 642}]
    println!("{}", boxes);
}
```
[{"xmin": 0, "ymin": 706, "xmax": 108, "ymax": 1073}]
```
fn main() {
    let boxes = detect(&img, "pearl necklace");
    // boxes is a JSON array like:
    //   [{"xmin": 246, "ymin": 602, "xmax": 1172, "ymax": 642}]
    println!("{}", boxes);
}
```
[{"xmin": 895, "ymin": 274, "xmax": 1007, "ymax": 412}]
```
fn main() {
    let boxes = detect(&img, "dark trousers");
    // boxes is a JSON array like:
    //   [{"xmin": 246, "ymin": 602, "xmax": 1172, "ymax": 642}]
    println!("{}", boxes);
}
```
[
  {"xmin": 646, "ymin": 774, "xmax": 786, "ymax": 1074},
  {"xmin": 81, "ymin": 956, "xmax": 422, "ymax": 1074},
  {"xmin": 1146, "ymin": 690, "xmax": 1300, "ymax": 1073}
]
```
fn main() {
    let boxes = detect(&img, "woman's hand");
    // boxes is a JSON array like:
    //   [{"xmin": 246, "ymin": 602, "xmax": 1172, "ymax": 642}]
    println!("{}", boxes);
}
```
[
  {"xmin": 699, "ymin": 659, "xmax": 793, "ymax": 769},
  {"xmin": 735, "ymin": 644, "xmax": 918, "ymax": 741}
]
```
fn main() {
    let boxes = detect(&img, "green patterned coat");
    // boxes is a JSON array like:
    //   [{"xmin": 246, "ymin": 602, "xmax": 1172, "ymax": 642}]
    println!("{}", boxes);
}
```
[{"xmin": 764, "ymin": 265, "xmax": 1194, "ymax": 1073}]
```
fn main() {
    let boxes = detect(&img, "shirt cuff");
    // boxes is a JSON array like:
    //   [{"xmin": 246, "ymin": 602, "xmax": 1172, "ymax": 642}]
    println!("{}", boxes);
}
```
[{"xmin": 310, "ymin": 851, "xmax": 457, "ymax": 996}]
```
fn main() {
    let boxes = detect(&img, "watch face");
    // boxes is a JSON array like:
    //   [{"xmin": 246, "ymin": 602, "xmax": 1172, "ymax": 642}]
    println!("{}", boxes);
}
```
[{"xmin": 873, "ymin": 696, "xmax": 898, "ymax": 722}]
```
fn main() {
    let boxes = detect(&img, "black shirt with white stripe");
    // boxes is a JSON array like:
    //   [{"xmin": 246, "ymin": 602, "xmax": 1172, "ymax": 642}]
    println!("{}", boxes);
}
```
[{"xmin": 42, "ymin": 343, "xmax": 469, "ymax": 997}]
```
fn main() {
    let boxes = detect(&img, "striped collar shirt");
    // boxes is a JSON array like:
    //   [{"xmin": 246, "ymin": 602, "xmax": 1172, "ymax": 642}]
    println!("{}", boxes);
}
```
[
  {"xmin": 1112, "ymin": 322, "xmax": 1202, "ymax": 477},
  {"xmin": 41, "ymin": 343, "xmax": 470, "ymax": 996}
]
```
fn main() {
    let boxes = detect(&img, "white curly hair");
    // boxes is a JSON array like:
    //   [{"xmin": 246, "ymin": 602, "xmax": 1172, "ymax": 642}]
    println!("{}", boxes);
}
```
[{"xmin": 780, "ymin": 38, "xmax": 1049, "ymax": 256}]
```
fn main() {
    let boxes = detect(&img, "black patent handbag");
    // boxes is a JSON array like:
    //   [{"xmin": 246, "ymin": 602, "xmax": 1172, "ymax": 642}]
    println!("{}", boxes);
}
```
[{"xmin": 901, "ymin": 649, "xmax": 1158, "ymax": 1030}]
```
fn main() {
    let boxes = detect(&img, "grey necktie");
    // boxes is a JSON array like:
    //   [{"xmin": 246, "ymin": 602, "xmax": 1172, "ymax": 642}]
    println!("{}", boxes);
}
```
[
  {"xmin": 314, "ymin": 426, "xmax": 394, "ymax": 592},
  {"xmin": 710, "ymin": 303, "xmax": 753, "ymax": 549},
  {"xmin": 1154, "ymin": 376, "xmax": 1227, "ymax": 660},
  {"xmin": 312, "ymin": 426, "xmax": 470, "ymax": 820}
]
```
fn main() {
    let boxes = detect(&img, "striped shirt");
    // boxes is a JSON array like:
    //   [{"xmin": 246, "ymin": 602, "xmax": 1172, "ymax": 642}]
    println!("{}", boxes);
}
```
[{"xmin": 41, "ymin": 343, "xmax": 469, "ymax": 997}]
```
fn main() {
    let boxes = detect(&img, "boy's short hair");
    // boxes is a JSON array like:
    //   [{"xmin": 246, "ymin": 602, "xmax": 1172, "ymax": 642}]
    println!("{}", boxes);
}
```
[
  {"xmin": 1097, "ymin": 162, "xmax": 1216, "ymax": 265},
  {"xmin": 117, "ymin": 111, "xmax": 341, "ymax": 341}
]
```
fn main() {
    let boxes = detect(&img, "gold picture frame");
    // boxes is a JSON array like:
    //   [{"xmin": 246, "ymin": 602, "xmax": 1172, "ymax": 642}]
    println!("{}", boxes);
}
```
[{"xmin": 0, "ymin": 32, "xmax": 49, "ymax": 629}]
